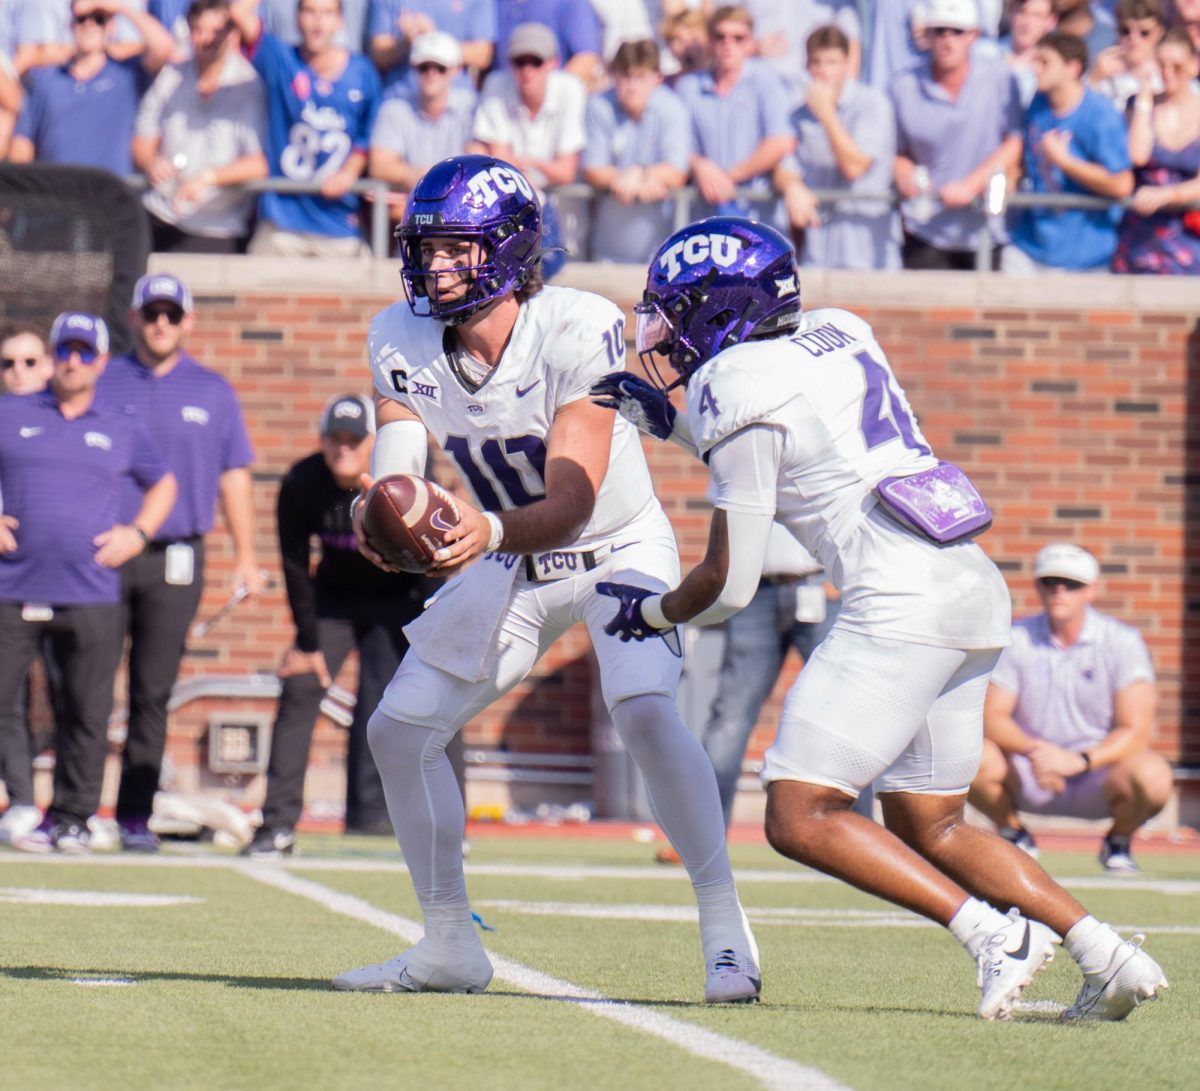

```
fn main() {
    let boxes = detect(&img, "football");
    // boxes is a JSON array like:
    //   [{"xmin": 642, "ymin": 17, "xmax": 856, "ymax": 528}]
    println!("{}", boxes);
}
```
[{"xmin": 360, "ymin": 474, "xmax": 462, "ymax": 574}]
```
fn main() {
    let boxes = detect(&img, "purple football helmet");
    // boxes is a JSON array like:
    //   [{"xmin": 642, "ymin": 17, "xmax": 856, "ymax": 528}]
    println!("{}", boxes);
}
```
[
  {"xmin": 396, "ymin": 154, "xmax": 542, "ymax": 323},
  {"xmin": 635, "ymin": 217, "xmax": 802, "ymax": 389}
]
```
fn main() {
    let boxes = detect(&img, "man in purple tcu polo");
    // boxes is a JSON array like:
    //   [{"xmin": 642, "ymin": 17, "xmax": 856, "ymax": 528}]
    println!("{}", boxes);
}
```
[
  {"xmin": 0, "ymin": 312, "xmax": 176, "ymax": 854},
  {"xmin": 97, "ymin": 273, "xmax": 262, "ymax": 852},
  {"xmin": 970, "ymin": 543, "xmax": 1174, "ymax": 873}
]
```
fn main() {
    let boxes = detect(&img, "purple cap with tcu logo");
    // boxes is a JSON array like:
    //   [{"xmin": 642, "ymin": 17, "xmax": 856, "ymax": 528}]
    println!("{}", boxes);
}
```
[
  {"xmin": 49, "ymin": 311, "xmax": 110, "ymax": 355},
  {"xmin": 132, "ymin": 273, "xmax": 194, "ymax": 313}
]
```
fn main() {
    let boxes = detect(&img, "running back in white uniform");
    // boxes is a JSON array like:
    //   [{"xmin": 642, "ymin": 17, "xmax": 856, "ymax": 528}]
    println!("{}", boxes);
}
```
[
  {"xmin": 366, "ymin": 284, "xmax": 681, "ymax": 726},
  {"xmin": 686, "ymin": 308, "xmax": 1013, "ymax": 795},
  {"xmin": 689, "ymin": 306, "xmax": 1013, "ymax": 651}
]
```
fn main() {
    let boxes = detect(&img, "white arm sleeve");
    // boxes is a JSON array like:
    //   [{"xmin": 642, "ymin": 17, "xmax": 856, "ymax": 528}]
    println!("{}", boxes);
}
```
[
  {"xmin": 676, "ymin": 424, "xmax": 782, "ymax": 628},
  {"xmin": 370, "ymin": 419, "xmax": 429, "ymax": 479}
]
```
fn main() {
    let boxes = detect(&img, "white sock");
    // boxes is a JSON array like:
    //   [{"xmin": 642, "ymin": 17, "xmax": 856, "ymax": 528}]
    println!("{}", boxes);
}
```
[
  {"xmin": 948, "ymin": 897, "xmax": 1011, "ymax": 947},
  {"xmin": 695, "ymin": 880, "xmax": 759, "ymax": 965},
  {"xmin": 1064, "ymin": 915, "xmax": 1122, "ymax": 974}
]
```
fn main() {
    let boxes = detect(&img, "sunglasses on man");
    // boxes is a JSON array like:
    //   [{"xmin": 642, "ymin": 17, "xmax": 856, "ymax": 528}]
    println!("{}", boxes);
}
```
[
  {"xmin": 1, "ymin": 356, "xmax": 42, "ymax": 370},
  {"xmin": 141, "ymin": 304, "xmax": 185, "ymax": 325},
  {"xmin": 53, "ymin": 343, "xmax": 100, "ymax": 364},
  {"xmin": 1037, "ymin": 576, "xmax": 1086, "ymax": 592},
  {"xmin": 72, "ymin": 12, "xmax": 111, "ymax": 27},
  {"xmin": 510, "ymin": 55, "xmax": 545, "ymax": 69}
]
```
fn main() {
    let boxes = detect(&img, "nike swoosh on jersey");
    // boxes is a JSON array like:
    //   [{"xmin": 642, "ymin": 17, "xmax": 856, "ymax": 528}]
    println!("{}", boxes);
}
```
[
  {"xmin": 19, "ymin": 427, "xmax": 43, "ymax": 438},
  {"xmin": 610, "ymin": 541, "xmax": 639, "ymax": 553},
  {"xmin": 1006, "ymin": 922, "xmax": 1032, "ymax": 961},
  {"xmin": 515, "ymin": 380, "xmax": 541, "ymax": 398}
]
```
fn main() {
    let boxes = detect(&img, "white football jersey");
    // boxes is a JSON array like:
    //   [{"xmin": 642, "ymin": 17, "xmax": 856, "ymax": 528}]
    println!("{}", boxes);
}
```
[
  {"xmin": 690, "ymin": 307, "xmax": 1012, "ymax": 650},
  {"xmin": 368, "ymin": 285, "xmax": 664, "ymax": 550}
]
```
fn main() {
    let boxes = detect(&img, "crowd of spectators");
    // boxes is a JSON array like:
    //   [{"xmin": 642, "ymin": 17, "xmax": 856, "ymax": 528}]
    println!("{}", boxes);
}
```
[{"xmin": 2, "ymin": 0, "xmax": 1199, "ymax": 275}]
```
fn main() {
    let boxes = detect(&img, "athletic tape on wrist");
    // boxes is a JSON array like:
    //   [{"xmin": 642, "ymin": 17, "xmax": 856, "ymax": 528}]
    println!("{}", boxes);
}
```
[
  {"xmin": 640, "ymin": 594, "xmax": 669, "ymax": 630},
  {"xmin": 483, "ymin": 511, "xmax": 504, "ymax": 552}
]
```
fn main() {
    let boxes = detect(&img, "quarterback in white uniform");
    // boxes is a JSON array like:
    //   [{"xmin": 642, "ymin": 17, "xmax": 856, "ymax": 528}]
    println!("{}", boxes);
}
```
[
  {"xmin": 593, "ymin": 216, "xmax": 1167, "ymax": 1022},
  {"xmin": 332, "ymin": 156, "xmax": 760, "ymax": 1002}
]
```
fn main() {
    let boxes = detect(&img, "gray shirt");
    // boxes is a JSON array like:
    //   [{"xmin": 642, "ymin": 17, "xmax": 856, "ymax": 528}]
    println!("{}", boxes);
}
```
[
  {"xmin": 135, "ymin": 51, "xmax": 267, "ymax": 238},
  {"xmin": 990, "ymin": 608, "xmax": 1155, "ymax": 751},
  {"xmin": 370, "ymin": 85, "xmax": 477, "ymax": 171},
  {"xmin": 890, "ymin": 55, "xmax": 1022, "ymax": 251},
  {"xmin": 583, "ymin": 85, "xmax": 690, "ymax": 263},
  {"xmin": 674, "ymin": 59, "xmax": 794, "ymax": 226},
  {"xmin": 784, "ymin": 78, "xmax": 899, "ymax": 270},
  {"xmin": 743, "ymin": 0, "xmax": 862, "ymax": 104}
]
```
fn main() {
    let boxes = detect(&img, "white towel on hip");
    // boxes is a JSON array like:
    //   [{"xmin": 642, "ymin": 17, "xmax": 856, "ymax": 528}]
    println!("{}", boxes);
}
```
[{"xmin": 402, "ymin": 555, "xmax": 520, "ymax": 683}]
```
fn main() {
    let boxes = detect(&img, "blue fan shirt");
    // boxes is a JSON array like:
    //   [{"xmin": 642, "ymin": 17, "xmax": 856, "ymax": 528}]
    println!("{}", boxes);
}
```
[{"xmin": 250, "ymin": 32, "xmax": 382, "ymax": 238}]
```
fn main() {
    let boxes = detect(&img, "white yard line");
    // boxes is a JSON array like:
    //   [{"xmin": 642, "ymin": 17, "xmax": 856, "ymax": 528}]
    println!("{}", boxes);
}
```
[
  {"xmin": 3, "ymin": 853, "xmax": 1199, "ymax": 897},
  {"xmin": 0, "ymin": 887, "xmax": 202, "ymax": 907},
  {"xmin": 471, "ymin": 898, "xmax": 1200, "ymax": 937},
  {"xmin": 238, "ymin": 865, "xmax": 849, "ymax": 1091}
]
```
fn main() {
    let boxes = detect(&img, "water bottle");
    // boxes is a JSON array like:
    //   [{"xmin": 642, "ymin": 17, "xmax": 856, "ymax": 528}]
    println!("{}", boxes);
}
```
[
  {"xmin": 908, "ymin": 165, "xmax": 935, "ymax": 223},
  {"xmin": 158, "ymin": 151, "xmax": 188, "ymax": 203}
]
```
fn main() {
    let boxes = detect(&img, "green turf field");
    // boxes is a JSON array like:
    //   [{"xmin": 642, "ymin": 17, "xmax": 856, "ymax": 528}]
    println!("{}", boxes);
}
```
[{"xmin": 1, "ymin": 833, "xmax": 1195, "ymax": 1090}]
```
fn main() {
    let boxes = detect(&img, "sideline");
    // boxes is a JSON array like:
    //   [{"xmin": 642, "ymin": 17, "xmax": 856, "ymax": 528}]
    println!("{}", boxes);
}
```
[{"xmin": 239, "ymin": 864, "xmax": 849, "ymax": 1091}]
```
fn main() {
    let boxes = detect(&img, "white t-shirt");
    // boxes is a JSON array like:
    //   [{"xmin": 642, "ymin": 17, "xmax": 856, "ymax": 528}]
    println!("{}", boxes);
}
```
[
  {"xmin": 368, "ymin": 285, "xmax": 663, "ymax": 549},
  {"xmin": 689, "ymin": 307, "xmax": 1012, "ymax": 650},
  {"xmin": 472, "ymin": 69, "xmax": 586, "ymax": 187}
]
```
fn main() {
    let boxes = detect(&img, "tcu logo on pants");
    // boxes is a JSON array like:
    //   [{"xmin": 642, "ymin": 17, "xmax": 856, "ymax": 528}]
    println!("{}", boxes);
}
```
[
  {"xmin": 467, "ymin": 166, "xmax": 534, "ymax": 207},
  {"xmin": 658, "ymin": 233, "xmax": 742, "ymax": 281}
]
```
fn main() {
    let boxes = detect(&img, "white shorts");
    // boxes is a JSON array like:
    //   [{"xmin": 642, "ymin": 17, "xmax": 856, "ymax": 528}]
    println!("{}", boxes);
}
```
[
  {"xmin": 762, "ymin": 627, "xmax": 1001, "ymax": 796},
  {"xmin": 379, "ymin": 531, "xmax": 682, "ymax": 732}
]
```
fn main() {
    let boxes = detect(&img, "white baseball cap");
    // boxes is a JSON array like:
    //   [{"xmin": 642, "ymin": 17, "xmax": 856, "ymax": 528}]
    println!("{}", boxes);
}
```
[
  {"xmin": 1034, "ymin": 543, "xmax": 1099, "ymax": 585},
  {"xmin": 922, "ymin": 0, "xmax": 980, "ymax": 31},
  {"xmin": 410, "ymin": 30, "xmax": 462, "ymax": 69}
]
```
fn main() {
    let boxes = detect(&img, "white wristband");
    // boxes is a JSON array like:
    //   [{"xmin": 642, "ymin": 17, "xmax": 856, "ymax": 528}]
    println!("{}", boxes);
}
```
[
  {"xmin": 482, "ymin": 511, "xmax": 503, "ymax": 552},
  {"xmin": 640, "ymin": 593, "xmax": 670, "ymax": 630}
]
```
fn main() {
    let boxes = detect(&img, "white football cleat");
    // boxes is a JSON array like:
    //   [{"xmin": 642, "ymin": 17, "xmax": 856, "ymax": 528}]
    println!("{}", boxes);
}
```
[
  {"xmin": 704, "ymin": 948, "xmax": 761, "ymax": 1004},
  {"xmin": 970, "ymin": 909, "xmax": 1060, "ymax": 1020},
  {"xmin": 0, "ymin": 805, "xmax": 42, "ymax": 845},
  {"xmin": 1062, "ymin": 935, "xmax": 1167, "ymax": 1022},
  {"xmin": 332, "ymin": 937, "xmax": 493, "ymax": 994}
]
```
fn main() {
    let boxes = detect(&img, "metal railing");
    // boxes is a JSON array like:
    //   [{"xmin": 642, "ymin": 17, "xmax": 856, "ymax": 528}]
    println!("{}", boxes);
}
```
[{"xmin": 127, "ymin": 174, "xmax": 1200, "ymax": 269}]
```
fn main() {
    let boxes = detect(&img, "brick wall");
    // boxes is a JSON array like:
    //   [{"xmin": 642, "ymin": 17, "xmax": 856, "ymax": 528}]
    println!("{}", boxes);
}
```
[{"xmin": 140, "ymin": 258, "xmax": 1200, "ymax": 816}]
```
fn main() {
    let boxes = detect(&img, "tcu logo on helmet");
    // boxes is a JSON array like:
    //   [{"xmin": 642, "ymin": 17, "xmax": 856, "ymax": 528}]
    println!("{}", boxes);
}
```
[
  {"xmin": 466, "ymin": 166, "xmax": 534, "ymax": 208},
  {"xmin": 658, "ymin": 233, "xmax": 742, "ymax": 281}
]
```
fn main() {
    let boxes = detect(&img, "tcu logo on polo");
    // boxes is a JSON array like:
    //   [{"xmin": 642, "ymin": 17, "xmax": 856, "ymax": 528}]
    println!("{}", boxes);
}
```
[
  {"xmin": 466, "ymin": 166, "xmax": 534, "ymax": 207},
  {"xmin": 658, "ymin": 233, "xmax": 742, "ymax": 281}
]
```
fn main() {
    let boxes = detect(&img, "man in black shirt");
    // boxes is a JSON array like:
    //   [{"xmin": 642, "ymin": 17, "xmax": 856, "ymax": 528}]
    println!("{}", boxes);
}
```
[{"xmin": 245, "ymin": 394, "xmax": 436, "ymax": 856}]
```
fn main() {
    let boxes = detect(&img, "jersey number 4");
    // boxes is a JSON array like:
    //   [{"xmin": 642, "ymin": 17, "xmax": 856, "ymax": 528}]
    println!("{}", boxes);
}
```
[
  {"xmin": 855, "ymin": 351, "xmax": 930, "ymax": 456},
  {"xmin": 444, "ymin": 434, "xmax": 547, "ymax": 510}
]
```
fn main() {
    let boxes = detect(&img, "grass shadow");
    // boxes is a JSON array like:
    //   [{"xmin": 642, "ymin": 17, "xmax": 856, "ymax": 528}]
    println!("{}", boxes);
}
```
[{"xmin": 3, "ymin": 965, "xmax": 332, "ymax": 992}]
